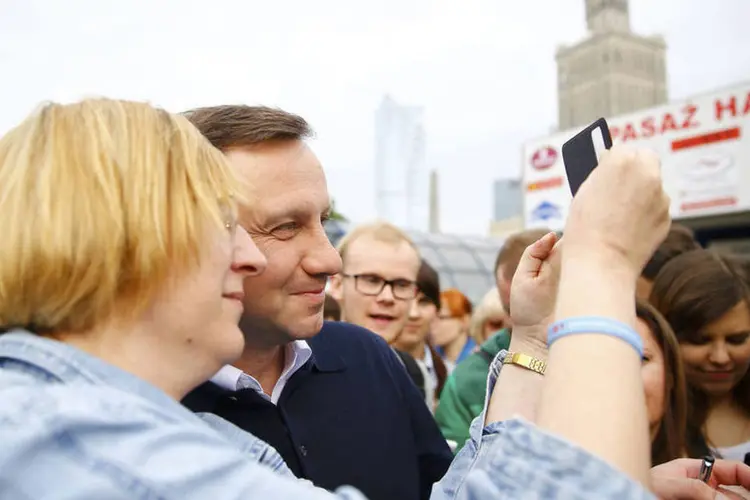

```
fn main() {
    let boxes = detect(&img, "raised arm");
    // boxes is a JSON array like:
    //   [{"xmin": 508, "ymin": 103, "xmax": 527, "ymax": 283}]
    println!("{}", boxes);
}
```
[
  {"xmin": 535, "ymin": 147, "xmax": 670, "ymax": 485},
  {"xmin": 484, "ymin": 231, "xmax": 560, "ymax": 424}
]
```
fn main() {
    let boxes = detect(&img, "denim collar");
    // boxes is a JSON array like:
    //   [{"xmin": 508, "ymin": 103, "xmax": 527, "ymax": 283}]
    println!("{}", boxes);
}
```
[{"xmin": 0, "ymin": 330, "xmax": 179, "ymax": 408}]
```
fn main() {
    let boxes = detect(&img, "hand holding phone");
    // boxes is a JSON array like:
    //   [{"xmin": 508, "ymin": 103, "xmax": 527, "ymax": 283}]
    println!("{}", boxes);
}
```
[{"xmin": 562, "ymin": 117, "xmax": 613, "ymax": 196}]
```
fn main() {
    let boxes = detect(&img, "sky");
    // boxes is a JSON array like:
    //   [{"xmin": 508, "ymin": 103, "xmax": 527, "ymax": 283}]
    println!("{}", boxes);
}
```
[{"xmin": 0, "ymin": 0, "xmax": 749, "ymax": 235}]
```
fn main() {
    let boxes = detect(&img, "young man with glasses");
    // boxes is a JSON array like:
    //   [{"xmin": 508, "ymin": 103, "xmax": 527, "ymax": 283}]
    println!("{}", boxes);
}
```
[{"xmin": 328, "ymin": 222, "xmax": 429, "ymax": 398}]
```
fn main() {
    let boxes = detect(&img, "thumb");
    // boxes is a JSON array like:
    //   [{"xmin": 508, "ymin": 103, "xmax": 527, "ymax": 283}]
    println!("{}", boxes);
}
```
[
  {"xmin": 655, "ymin": 477, "xmax": 727, "ymax": 500},
  {"xmin": 515, "ymin": 232, "xmax": 558, "ymax": 279}
]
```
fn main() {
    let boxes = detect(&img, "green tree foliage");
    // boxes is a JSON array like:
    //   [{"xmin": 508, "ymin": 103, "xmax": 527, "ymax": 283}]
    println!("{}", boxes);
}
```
[{"xmin": 329, "ymin": 199, "xmax": 347, "ymax": 222}]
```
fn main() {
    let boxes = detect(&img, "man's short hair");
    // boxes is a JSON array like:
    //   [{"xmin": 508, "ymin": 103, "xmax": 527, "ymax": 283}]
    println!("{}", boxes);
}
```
[
  {"xmin": 182, "ymin": 105, "xmax": 313, "ymax": 152},
  {"xmin": 493, "ymin": 229, "xmax": 550, "ymax": 280},
  {"xmin": 416, "ymin": 260, "xmax": 441, "ymax": 309},
  {"xmin": 336, "ymin": 221, "xmax": 420, "ymax": 264},
  {"xmin": 642, "ymin": 223, "xmax": 701, "ymax": 280}
]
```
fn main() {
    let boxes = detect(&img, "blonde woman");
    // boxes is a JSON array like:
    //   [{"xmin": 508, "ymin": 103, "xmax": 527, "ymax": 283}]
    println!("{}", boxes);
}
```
[
  {"xmin": 0, "ymin": 99, "xmax": 323, "ymax": 497},
  {"xmin": 468, "ymin": 288, "xmax": 510, "ymax": 345}
]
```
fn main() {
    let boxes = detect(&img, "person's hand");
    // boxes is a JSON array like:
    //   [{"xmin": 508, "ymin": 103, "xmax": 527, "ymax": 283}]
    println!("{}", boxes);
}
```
[
  {"xmin": 650, "ymin": 458, "xmax": 750, "ymax": 499},
  {"xmin": 508, "ymin": 231, "xmax": 561, "ymax": 349},
  {"xmin": 564, "ymin": 146, "xmax": 671, "ymax": 278}
]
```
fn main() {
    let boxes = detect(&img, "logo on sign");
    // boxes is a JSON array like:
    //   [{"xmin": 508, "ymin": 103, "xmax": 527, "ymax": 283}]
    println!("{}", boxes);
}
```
[
  {"xmin": 531, "ymin": 201, "xmax": 561, "ymax": 221},
  {"xmin": 527, "ymin": 176, "xmax": 564, "ymax": 192},
  {"xmin": 530, "ymin": 146, "xmax": 558, "ymax": 171}
]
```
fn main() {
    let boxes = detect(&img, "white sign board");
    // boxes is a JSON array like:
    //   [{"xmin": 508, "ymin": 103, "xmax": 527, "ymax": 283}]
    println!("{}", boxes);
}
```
[{"xmin": 522, "ymin": 82, "xmax": 750, "ymax": 231}]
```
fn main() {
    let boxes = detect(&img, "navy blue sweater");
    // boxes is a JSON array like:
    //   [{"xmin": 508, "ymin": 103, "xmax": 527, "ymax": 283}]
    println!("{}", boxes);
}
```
[{"xmin": 182, "ymin": 321, "xmax": 453, "ymax": 500}]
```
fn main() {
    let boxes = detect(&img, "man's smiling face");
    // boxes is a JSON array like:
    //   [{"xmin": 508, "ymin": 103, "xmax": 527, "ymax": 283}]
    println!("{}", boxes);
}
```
[
  {"xmin": 329, "ymin": 234, "xmax": 420, "ymax": 344},
  {"xmin": 226, "ymin": 140, "xmax": 342, "ymax": 345}
]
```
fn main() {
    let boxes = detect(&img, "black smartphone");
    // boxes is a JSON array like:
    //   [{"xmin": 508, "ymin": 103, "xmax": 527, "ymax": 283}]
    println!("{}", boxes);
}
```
[{"xmin": 561, "ymin": 117, "xmax": 613, "ymax": 196}]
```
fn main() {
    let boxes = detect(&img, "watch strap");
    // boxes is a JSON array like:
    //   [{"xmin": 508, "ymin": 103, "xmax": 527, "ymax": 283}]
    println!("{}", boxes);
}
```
[{"xmin": 503, "ymin": 351, "xmax": 547, "ymax": 375}]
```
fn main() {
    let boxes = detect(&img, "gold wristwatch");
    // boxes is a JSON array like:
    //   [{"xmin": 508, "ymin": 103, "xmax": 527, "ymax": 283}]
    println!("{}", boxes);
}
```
[{"xmin": 503, "ymin": 352, "xmax": 547, "ymax": 375}]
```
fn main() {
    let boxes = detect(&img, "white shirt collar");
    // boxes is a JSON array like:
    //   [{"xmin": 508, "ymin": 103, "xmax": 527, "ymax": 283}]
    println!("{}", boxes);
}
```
[
  {"xmin": 209, "ymin": 340, "xmax": 312, "ymax": 405},
  {"xmin": 423, "ymin": 344, "xmax": 435, "ymax": 372}
]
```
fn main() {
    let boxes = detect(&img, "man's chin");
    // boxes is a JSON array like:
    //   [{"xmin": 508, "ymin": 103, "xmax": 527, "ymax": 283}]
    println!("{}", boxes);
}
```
[{"xmin": 283, "ymin": 312, "xmax": 324, "ymax": 340}]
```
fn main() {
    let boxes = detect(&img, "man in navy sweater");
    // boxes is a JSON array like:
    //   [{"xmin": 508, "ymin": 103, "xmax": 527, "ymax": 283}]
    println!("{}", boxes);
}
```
[{"xmin": 181, "ymin": 105, "xmax": 452, "ymax": 500}]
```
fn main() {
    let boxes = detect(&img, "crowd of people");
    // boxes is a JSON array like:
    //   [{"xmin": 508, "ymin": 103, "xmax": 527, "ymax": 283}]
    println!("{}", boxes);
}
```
[
  {"xmin": 321, "ymin": 218, "xmax": 750, "ymax": 469},
  {"xmin": 0, "ymin": 99, "xmax": 749, "ymax": 499}
]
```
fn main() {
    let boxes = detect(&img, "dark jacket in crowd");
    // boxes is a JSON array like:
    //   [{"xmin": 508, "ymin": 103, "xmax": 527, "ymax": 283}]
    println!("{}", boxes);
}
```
[{"xmin": 182, "ymin": 321, "xmax": 453, "ymax": 500}]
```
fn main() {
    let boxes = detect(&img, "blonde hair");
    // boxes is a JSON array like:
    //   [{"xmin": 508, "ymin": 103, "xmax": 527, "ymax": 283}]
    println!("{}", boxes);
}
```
[
  {"xmin": 468, "ymin": 288, "xmax": 506, "ymax": 344},
  {"xmin": 336, "ymin": 221, "xmax": 419, "ymax": 262},
  {"xmin": 0, "ymin": 98, "xmax": 240, "ymax": 333}
]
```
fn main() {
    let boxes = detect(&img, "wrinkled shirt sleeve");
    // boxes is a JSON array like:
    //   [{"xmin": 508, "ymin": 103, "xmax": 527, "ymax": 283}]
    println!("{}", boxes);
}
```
[
  {"xmin": 430, "ymin": 350, "xmax": 656, "ymax": 500},
  {"xmin": 0, "ymin": 384, "xmax": 367, "ymax": 500},
  {"xmin": 197, "ymin": 412, "xmax": 294, "ymax": 478},
  {"xmin": 2, "ymin": 352, "xmax": 655, "ymax": 499}
]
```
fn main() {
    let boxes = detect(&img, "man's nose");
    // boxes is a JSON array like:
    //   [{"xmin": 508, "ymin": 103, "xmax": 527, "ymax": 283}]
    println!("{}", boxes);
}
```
[
  {"xmin": 376, "ymin": 283, "xmax": 397, "ymax": 303},
  {"xmin": 303, "ymin": 229, "xmax": 342, "ymax": 277}
]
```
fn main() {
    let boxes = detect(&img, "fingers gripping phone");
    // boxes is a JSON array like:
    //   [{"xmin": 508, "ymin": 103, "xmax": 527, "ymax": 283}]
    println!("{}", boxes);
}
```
[{"xmin": 561, "ymin": 118, "xmax": 613, "ymax": 196}]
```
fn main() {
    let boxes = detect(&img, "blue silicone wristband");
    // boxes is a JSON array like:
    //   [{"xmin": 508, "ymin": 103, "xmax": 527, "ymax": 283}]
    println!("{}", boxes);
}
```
[{"xmin": 547, "ymin": 317, "xmax": 644, "ymax": 357}]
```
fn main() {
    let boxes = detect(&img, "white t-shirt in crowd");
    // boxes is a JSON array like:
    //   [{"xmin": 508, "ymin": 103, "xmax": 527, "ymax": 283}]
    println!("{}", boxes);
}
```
[{"xmin": 715, "ymin": 440, "xmax": 750, "ymax": 462}]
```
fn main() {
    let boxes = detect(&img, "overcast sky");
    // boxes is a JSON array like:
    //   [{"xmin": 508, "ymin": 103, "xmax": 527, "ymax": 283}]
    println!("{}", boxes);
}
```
[{"xmin": 1, "ymin": 0, "xmax": 748, "ymax": 234}]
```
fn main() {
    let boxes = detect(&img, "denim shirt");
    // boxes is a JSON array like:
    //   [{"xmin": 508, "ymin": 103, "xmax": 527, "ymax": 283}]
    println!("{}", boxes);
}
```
[{"xmin": 0, "ymin": 330, "xmax": 654, "ymax": 499}]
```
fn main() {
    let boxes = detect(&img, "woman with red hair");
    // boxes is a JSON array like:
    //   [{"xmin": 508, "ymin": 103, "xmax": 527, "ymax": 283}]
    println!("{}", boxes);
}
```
[{"xmin": 431, "ymin": 288, "xmax": 475, "ymax": 371}]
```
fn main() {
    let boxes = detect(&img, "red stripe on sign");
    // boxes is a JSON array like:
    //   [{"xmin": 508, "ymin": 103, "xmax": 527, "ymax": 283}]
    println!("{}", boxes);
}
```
[
  {"xmin": 680, "ymin": 197, "xmax": 738, "ymax": 212},
  {"xmin": 527, "ymin": 177, "xmax": 563, "ymax": 192},
  {"xmin": 671, "ymin": 127, "xmax": 741, "ymax": 151}
]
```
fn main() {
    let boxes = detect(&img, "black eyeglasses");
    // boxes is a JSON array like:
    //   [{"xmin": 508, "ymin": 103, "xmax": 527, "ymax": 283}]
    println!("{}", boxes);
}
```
[{"xmin": 342, "ymin": 273, "xmax": 418, "ymax": 300}]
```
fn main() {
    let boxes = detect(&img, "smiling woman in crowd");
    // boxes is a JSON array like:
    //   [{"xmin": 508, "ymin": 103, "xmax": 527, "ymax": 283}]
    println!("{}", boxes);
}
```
[
  {"xmin": 468, "ymin": 288, "xmax": 510, "ymax": 345},
  {"xmin": 635, "ymin": 300, "xmax": 689, "ymax": 465},
  {"xmin": 651, "ymin": 249, "xmax": 750, "ymax": 461}
]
